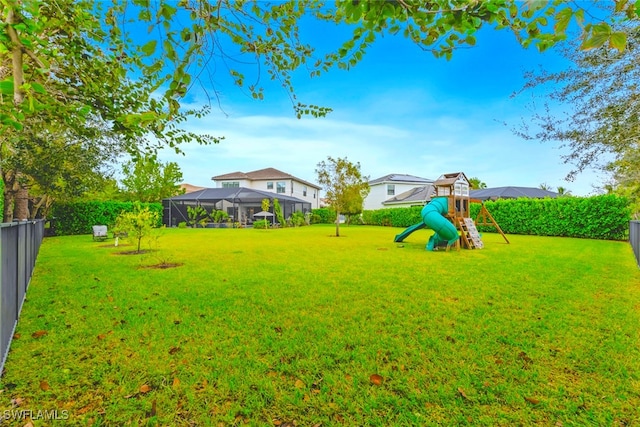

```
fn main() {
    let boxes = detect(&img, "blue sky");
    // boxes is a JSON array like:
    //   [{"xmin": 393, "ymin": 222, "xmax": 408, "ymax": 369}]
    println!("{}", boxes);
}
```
[{"xmin": 156, "ymin": 17, "xmax": 606, "ymax": 197}]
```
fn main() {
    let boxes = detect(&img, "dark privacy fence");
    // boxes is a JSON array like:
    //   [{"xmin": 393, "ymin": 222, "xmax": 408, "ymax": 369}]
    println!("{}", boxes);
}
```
[
  {"xmin": 630, "ymin": 221, "xmax": 640, "ymax": 267},
  {"xmin": 0, "ymin": 220, "xmax": 45, "ymax": 373}
]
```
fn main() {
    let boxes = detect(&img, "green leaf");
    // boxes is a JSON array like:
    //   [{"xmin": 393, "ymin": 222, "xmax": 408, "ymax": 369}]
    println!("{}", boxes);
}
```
[
  {"xmin": 581, "ymin": 28, "xmax": 610, "ymax": 51},
  {"xmin": 160, "ymin": 3, "xmax": 177, "ymax": 20},
  {"xmin": 609, "ymin": 31, "xmax": 627, "ymax": 52},
  {"xmin": 554, "ymin": 8, "xmax": 572, "ymax": 34},
  {"xmin": 141, "ymin": 40, "xmax": 157, "ymax": 56},
  {"xmin": 0, "ymin": 80, "xmax": 13, "ymax": 95}
]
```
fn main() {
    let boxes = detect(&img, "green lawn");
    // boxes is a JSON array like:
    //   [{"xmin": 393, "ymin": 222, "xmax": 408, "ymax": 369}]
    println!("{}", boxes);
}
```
[{"xmin": 2, "ymin": 225, "xmax": 639, "ymax": 426}]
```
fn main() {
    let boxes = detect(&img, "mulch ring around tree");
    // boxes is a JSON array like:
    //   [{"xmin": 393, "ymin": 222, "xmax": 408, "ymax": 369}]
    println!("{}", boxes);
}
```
[
  {"xmin": 139, "ymin": 262, "xmax": 184, "ymax": 270},
  {"xmin": 112, "ymin": 249, "xmax": 152, "ymax": 255}
]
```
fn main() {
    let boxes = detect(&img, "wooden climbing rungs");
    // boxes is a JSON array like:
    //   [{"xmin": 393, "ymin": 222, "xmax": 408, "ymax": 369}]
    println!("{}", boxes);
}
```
[
  {"xmin": 463, "ymin": 218, "xmax": 484, "ymax": 249},
  {"xmin": 456, "ymin": 217, "xmax": 483, "ymax": 249}
]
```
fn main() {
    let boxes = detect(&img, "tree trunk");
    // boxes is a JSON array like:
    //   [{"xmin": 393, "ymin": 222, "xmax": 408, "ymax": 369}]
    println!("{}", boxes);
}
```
[
  {"xmin": 7, "ymin": 6, "xmax": 25, "ymax": 106},
  {"xmin": 2, "ymin": 170, "xmax": 16, "ymax": 222},
  {"xmin": 13, "ymin": 183, "xmax": 29, "ymax": 220},
  {"xmin": 31, "ymin": 194, "xmax": 53, "ymax": 219},
  {"xmin": 335, "ymin": 211, "xmax": 340, "ymax": 237}
]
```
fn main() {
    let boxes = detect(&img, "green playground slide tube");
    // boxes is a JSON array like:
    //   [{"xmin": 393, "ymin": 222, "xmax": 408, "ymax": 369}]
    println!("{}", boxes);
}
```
[
  {"xmin": 423, "ymin": 197, "xmax": 459, "ymax": 250},
  {"xmin": 394, "ymin": 222, "xmax": 426, "ymax": 242},
  {"xmin": 392, "ymin": 197, "xmax": 459, "ymax": 250}
]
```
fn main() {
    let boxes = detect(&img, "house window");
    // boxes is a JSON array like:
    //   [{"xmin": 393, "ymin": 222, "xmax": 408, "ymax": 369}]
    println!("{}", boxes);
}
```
[
  {"xmin": 222, "ymin": 181, "xmax": 239, "ymax": 188},
  {"xmin": 277, "ymin": 181, "xmax": 286, "ymax": 194},
  {"xmin": 303, "ymin": 186, "xmax": 307, "ymax": 197},
  {"xmin": 387, "ymin": 184, "xmax": 395, "ymax": 196},
  {"xmin": 267, "ymin": 182, "xmax": 273, "ymax": 190}
]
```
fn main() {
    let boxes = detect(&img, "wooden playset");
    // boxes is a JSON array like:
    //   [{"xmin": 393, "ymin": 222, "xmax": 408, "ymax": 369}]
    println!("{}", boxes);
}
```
[
  {"xmin": 394, "ymin": 172, "xmax": 509, "ymax": 251},
  {"xmin": 432, "ymin": 172, "xmax": 509, "ymax": 250}
]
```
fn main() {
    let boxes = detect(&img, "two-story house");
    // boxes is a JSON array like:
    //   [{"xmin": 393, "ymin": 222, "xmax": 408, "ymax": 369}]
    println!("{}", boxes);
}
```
[
  {"xmin": 364, "ymin": 174, "xmax": 434, "ymax": 210},
  {"xmin": 211, "ymin": 167, "xmax": 321, "ymax": 209}
]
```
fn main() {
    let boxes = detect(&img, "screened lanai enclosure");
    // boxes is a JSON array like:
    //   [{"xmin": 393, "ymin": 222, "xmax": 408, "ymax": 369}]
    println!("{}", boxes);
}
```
[{"xmin": 163, "ymin": 187, "xmax": 311, "ymax": 227}]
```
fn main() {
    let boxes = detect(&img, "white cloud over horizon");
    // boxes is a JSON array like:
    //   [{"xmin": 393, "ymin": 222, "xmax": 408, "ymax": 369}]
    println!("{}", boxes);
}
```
[
  {"xmin": 157, "ymin": 105, "xmax": 606, "ymax": 197},
  {"xmin": 151, "ymin": 24, "xmax": 609, "ymax": 198}
]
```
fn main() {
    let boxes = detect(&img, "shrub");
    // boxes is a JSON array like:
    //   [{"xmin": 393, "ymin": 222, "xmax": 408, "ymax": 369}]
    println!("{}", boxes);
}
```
[
  {"xmin": 273, "ymin": 198, "xmax": 286, "ymax": 226},
  {"xmin": 289, "ymin": 211, "xmax": 306, "ymax": 227},
  {"xmin": 360, "ymin": 195, "xmax": 630, "ymax": 240},
  {"xmin": 253, "ymin": 219, "xmax": 269, "ymax": 229},
  {"xmin": 211, "ymin": 209, "xmax": 229, "ymax": 223},
  {"xmin": 311, "ymin": 208, "xmax": 335, "ymax": 224},
  {"xmin": 50, "ymin": 201, "xmax": 162, "ymax": 235},
  {"xmin": 470, "ymin": 195, "xmax": 630, "ymax": 240},
  {"xmin": 362, "ymin": 206, "xmax": 423, "ymax": 227}
]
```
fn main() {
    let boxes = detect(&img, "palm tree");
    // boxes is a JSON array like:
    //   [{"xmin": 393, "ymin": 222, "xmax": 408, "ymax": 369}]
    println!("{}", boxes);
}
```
[
  {"xmin": 469, "ymin": 177, "xmax": 487, "ymax": 189},
  {"xmin": 557, "ymin": 186, "xmax": 572, "ymax": 196},
  {"xmin": 539, "ymin": 183, "xmax": 552, "ymax": 191}
]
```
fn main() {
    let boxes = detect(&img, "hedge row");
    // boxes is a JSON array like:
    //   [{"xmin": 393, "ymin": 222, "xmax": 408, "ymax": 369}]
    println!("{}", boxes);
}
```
[
  {"xmin": 50, "ymin": 201, "xmax": 163, "ymax": 235},
  {"xmin": 469, "ymin": 195, "xmax": 630, "ymax": 240},
  {"xmin": 310, "ymin": 208, "xmax": 336, "ymax": 224},
  {"xmin": 361, "ymin": 195, "xmax": 630, "ymax": 241},
  {"xmin": 362, "ymin": 206, "xmax": 423, "ymax": 227}
]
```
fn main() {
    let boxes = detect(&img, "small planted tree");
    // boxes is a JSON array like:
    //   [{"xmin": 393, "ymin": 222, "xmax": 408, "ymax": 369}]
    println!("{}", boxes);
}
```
[
  {"xmin": 260, "ymin": 198, "xmax": 271, "ymax": 228},
  {"xmin": 316, "ymin": 156, "xmax": 370, "ymax": 237},
  {"xmin": 114, "ymin": 203, "xmax": 160, "ymax": 254},
  {"xmin": 273, "ymin": 198, "xmax": 286, "ymax": 227}
]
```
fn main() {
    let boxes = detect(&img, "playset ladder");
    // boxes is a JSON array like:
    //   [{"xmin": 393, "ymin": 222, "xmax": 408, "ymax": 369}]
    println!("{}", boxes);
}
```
[
  {"xmin": 458, "ymin": 217, "xmax": 484, "ymax": 249},
  {"xmin": 456, "ymin": 217, "xmax": 483, "ymax": 249},
  {"xmin": 464, "ymin": 218, "xmax": 484, "ymax": 248}
]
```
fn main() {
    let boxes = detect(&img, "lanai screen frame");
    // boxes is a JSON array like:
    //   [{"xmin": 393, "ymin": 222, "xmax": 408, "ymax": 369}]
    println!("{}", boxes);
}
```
[{"xmin": 163, "ymin": 187, "xmax": 312, "ymax": 226}]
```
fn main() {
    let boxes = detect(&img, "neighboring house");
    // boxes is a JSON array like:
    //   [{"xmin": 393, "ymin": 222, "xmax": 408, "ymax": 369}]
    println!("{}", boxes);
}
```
[
  {"xmin": 470, "ymin": 186, "xmax": 559, "ymax": 201},
  {"xmin": 179, "ymin": 183, "xmax": 206, "ymax": 194},
  {"xmin": 211, "ymin": 167, "xmax": 321, "ymax": 209},
  {"xmin": 364, "ymin": 174, "xmax": 433, "ymax": 210},
  {"xmin": 382, "ymin": 184, "xmax": 435, "ymax": 208}
]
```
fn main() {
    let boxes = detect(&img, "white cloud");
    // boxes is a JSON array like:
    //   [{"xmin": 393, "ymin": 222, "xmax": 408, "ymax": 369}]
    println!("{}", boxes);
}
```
[{"xmin": 157, "ymin": 77, "xmax": 605, "ymax": 197}]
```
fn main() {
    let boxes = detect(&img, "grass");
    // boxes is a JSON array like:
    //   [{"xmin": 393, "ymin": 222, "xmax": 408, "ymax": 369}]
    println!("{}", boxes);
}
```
[{"xmin": 1, "ymin": 225, "xmax": 639, "ymax": 426}]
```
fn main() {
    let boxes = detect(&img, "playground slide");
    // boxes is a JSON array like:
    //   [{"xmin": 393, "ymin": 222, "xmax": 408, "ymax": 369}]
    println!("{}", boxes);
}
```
[
  {"xmin": 423, "ymin": 197, "xmax": 459, "ymax": 250},
  {"xmin": 394, "ymin": 222, "xmax": 426, "ymax": 242},
  {"xmin": 393, "ymin": 197, "xmax": 459, "ymax": 250}
]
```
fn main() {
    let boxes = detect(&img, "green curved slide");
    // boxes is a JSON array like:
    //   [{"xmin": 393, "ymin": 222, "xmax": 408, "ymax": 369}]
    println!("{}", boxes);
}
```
[{"xmin": 393, "ymin": 197, "xmax": 459, "ymax": 251}]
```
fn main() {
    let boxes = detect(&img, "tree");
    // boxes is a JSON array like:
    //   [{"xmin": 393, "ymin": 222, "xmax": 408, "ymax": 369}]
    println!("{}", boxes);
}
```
[
  {"xmin": 539, "ymin": 183, "xmax": 552, "ymax": 191},
  {"xmin": 273, "ymin": 198, "xmax": 286, "ymax": 227},
  {"xmin": 114, "ymin": 203, "xmax": 160, "ymax": 254},
  {"xmin": 557, "ymin": 186, "xmax": 573, "ymax": 197},
  {"xmin": 0, "ymin": 1, "xmax": 216, "ymax": 220},
  {"xmin": 469, "ymin": 177, "xmax": 487, "ymax": 189},
  {"xmin": 120, "ymin": 155, "xmax": 184, "ymax": 203},
  {"xmin": 316, "ymin": 156, "xmax": 369, "ymax": 237},
  {"xmin": 1, "ymin": 114, "xmax": 123, "ymax": 219},
  {"xmin": 514, "ymin": 6, "xmax": 640, "ymax": 183},
  {"xmin": 1, "ymin": 1, "xmax": 634, "ymax": 219}
]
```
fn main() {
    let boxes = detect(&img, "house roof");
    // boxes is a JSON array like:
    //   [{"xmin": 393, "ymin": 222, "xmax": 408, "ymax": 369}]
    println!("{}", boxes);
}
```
[
  {"xmin": 179, "ymin": 183, "xmax": 206, "ymax": 194},
  {"xmin": 470, "ymin": 186, "xmax": 559, "ymax": 201},
  {"xmin": 369, "ymin": 174, "xmax": 433, "ymax": 185},
  {"xmin": 211, "ymin": 167, "xmax": 320, "ymax": 189},
  {"xmin": 165, "ymin": 187, "xmax": 309, "ymax": 204},
  {"xmin": 383, "ymin": 185, "xmax": 435, "ymax": 205},
  {"xmin": 433, "ymin": 172, "xmax": 469, "ymax": 187}
]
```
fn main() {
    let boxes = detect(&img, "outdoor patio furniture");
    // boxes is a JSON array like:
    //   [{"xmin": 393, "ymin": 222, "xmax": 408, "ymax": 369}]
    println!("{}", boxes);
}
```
[{"xmin": 92, "ymin": 225, "xmax": 108, "ymax": 241}]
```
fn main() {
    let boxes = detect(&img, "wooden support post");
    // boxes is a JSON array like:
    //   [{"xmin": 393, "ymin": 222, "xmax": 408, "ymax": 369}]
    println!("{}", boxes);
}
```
[{"xmin": 474, "ymin": 204, "xmax": 510, "ymax": 244}]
